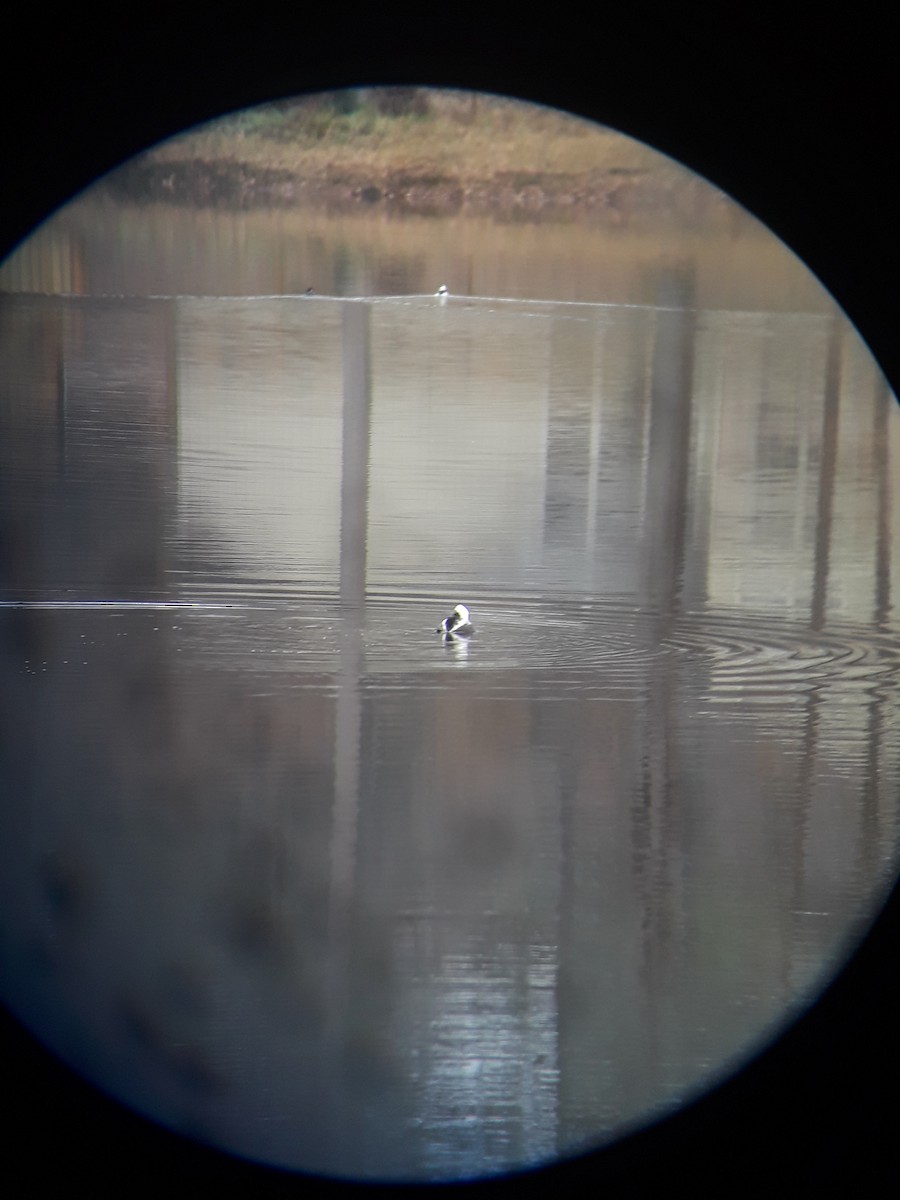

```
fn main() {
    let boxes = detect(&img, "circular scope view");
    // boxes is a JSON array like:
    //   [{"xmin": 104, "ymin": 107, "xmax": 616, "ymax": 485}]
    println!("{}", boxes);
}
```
[{"xmin": 1, "ymin": 88, "xmax": 898, "ymax": 1182}]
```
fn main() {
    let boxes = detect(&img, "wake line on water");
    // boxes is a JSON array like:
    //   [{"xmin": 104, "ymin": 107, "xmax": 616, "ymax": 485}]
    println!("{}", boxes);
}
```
[
  {"xmin": 0, "ymin": 599, "xmax": 248, "ymax": 611},
  {"xmin": 7, "ymin": 289, "xmax": 695, "ymax": 314}
]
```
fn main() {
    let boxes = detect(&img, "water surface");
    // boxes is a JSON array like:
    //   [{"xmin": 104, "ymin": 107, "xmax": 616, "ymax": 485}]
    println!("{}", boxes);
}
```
[{"xmin": 1, "ymin": 288, "xmax": 898, "ymax": 1181}]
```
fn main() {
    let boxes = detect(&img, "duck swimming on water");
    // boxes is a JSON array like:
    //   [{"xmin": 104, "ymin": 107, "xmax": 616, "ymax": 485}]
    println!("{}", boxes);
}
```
[
  {"xmin": 436, "ymin": 603, "xmax": 474, "ymax": 637},
  {"xmin": 436, "ymin": 284, "xmax": 449, "ymax": 300}
]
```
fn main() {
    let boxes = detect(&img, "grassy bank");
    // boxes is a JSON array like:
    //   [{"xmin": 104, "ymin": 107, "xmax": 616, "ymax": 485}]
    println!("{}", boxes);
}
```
[{"xmin": 143, "ymin": 88, "xmax": 686, "ymax": 189}]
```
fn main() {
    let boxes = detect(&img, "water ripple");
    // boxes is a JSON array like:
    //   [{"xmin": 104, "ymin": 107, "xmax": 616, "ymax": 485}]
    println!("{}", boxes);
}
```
[
  {"xmin": 5, "ymin": 596, "xmax": 897, "ymax": 707},
  {"xmin": 665, "ymin": 609, "xmax": 900, "ymax": 703},
  {"xmin": 361, "ymin": 598, "xmax": 900, "ymax": 708}
]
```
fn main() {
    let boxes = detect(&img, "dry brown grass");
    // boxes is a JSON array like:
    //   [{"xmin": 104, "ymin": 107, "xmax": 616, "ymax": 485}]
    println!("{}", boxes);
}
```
[{"xmin": 148, "ymin": 89, "xmax": 683, "ymax": 185}]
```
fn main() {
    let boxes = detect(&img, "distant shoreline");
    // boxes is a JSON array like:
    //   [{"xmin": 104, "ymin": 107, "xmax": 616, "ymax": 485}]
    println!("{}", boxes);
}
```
[
  {"xmin": 100, "ymin": 156, "xmax": 732, "ymax": 230},
  {"xmin": 98, "ymin": 90, "xmax": 732, "ymax": 229}
]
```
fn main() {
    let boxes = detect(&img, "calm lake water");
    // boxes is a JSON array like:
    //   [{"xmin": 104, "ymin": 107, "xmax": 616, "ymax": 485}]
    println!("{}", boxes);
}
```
[{"xmin": 1, "ymin": 199, "xmax": 899, "ymax": 1182}]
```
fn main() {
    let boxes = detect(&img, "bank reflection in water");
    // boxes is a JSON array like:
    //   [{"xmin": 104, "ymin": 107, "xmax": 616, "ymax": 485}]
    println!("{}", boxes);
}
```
[{"xmin": 0, "ymin": 289, "xmax": 898, "ymax": 1181}]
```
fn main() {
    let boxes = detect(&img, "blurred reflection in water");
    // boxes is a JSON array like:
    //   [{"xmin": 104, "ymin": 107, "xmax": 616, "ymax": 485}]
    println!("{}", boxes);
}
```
[{"xmin": 1, "ymin": 291, "xmax": 898, "ymax": 1181}]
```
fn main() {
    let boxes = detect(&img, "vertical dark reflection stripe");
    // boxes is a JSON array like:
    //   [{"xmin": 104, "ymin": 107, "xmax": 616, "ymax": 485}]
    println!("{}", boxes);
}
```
[
  {"xmin": 791, "ymin": 680, "xmax": 822, "ymax": 982},
  {"xmin": 550, "ymin": 694, "xmax": 580, "ymax": 1148},
  {"xmin": 543, "ymin": 315, "xmax": 594, "ymax": 551},
  {"xmin": 873, "ymin": 379, "xmax": 892, "ymax": 628},
  {"xmin": 324, "ymin": 299, "xmax": 373, "ymax": 1155},
  {"xmin": 324, "ymin": 606, "xmax": 365, "ymax": 1156},
  {"xmin": 859, "ymin": 681, "xmax": 886, "ymax": 886},
  {"xmin": 164, "ymin": 299, "xmax": 179, "ymax": 444},
  {"xmin": 55, "ymin": 350, "xmax": 68, "ymax": 478},
  {"xmin": 340, "ymin": 299, "xmax": 371, "ymax": 609},
  {"xmin": 641, "ymin": 266, "xmax": 696, "ymax": 622},
  {"xmin": 810, "ymin": 320, "xmax": 842, "ymax": 631},
  {"xmin": 634, "ymin": 266, "xmax": 696, "ymax": 1064},
  {"xmin": 860, "ymin": 380, "xmax": 894, "ymax": 881}
]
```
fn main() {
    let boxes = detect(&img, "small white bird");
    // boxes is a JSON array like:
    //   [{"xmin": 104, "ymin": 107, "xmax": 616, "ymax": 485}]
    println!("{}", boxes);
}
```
[
  {"xmin": 436, "ymin": 284, "xmax": 449, "ymax": 300},
  {"xmin": 436, "ymin": 603, "xmax": 474, "ymax": 637}
]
